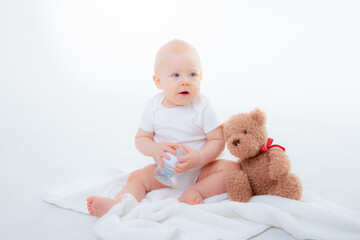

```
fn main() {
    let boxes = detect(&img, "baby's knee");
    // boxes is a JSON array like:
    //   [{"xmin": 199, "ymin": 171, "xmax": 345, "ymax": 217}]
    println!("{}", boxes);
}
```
[
  {"xmin": 128, "ymin": 164, "xmax": 157, "ymax": 182},
  {"xmin": 127, "ymin": 169, "xmax": 142, "ymax": 184}
]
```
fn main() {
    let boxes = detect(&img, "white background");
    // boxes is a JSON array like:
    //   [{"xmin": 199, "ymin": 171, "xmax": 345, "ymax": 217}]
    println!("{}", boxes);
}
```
[{"xmin": 1, "ymin": 0, "xmax": 359, "ymax": 239}]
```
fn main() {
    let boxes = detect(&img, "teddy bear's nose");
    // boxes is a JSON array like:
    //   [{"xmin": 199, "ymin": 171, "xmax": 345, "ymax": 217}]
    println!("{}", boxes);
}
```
[{"xmin": 232, "ymin": 139, "xmax": 240, "ymax": 146}]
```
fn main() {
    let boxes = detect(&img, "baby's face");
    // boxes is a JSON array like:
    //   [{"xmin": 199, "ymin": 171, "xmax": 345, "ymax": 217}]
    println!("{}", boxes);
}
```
[{"xmin": 154, "ymin": 50, "xmax": 202, "ymax": 108}]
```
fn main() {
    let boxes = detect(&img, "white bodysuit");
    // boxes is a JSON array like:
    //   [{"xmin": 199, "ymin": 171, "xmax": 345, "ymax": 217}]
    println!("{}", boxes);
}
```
[{"xmin": 139, "ymin": 92, "xmax": 221, "ymax": 190}]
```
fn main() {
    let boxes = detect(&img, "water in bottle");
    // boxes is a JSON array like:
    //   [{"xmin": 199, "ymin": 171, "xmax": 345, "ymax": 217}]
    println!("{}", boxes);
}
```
[{"xmin": 154, "ymin": 147, "xmax": 187, "ymax": 186}]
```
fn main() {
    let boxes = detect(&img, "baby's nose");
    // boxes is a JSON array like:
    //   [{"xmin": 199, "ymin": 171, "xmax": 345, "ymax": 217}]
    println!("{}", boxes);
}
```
[{"xmin": 181, "ymin": 79, "xmax": 190, "ymax": 86}]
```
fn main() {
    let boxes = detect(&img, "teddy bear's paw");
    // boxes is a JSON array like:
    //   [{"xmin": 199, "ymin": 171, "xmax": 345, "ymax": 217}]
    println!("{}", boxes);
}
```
[
  {"xmin": 269, "ymin": 173, "xmax": 303, "ymax": 200},
  {"xmin": 226, "ymin": 170, "xmax": 252, "ymax": 202}
]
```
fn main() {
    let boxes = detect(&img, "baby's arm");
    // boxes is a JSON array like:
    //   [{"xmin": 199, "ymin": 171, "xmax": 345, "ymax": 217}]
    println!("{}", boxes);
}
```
[
  {"xmin": 175, "ymin": 126, "xmax": 225, "ymax": 173},
  {"xmin": 199, "ymin": 126, "xmax": 225, "ymax": 164},
  {"xmin": 135, "ymin": 128, "xmax": 178, "ymax": 167}
]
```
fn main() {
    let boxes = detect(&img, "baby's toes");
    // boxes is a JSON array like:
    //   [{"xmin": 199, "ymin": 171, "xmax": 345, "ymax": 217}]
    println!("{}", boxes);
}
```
[
  {"xmin": 190, "ymin": 196, "xmax": 203, "ymax": 205},
  {"xmin": 178, "ymin": 188, "xmax": 204, "ymax": 205},
  {"xmin": 194, "ymin": 197, "xmax": 204, "ymax": 205},
  {"xmin": 87, "ymin": 196, "xmax": 94, "ymax": 204},
  {"xmin": 87, "ymin": 202, "xmax": 95, "ymax": 216},
  {"xmin": 87, "ymin": 206, "xmax": 94, "ymax": 216}
]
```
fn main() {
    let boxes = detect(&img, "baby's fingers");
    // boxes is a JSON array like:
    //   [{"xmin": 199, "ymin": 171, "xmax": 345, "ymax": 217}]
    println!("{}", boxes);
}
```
[
  {"xmin": 157, "ymin": 157, "xmax": 164, "ymax": 167},
  {"xmin": 157, "ymin": 152, "xmax": 169, "ymax": 167},
  {"xmin": 166, "ymin": 143, "xmax": 179, "ymax": 149},
  {"xmin": 164, "ymin": 146, "xmax": 177, "ymax": 156},
  {"xmin": 161, "ymin": 151, "xmax": 171, "ymax": 161},
  {"xmin": 177, "ymin": 156, "xmax": 187, "ymax": 163},
  {"xmin": 174, "ymin": 162, "xmax": 187, "ymax": 173}
]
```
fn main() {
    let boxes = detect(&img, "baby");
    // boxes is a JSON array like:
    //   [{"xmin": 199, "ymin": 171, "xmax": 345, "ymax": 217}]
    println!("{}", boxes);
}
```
[{"xmin": 87, "ymin": 39, "xmax": 239, "ymax": 217}]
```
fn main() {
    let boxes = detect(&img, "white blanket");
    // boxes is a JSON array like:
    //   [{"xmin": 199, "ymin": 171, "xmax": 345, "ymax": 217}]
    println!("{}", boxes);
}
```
[{"xmin": 43, "ymin": 168, "xmax": 360, "ymax": 240}]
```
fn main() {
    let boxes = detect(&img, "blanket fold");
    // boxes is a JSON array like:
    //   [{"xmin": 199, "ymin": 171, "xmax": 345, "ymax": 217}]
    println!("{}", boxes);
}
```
[{"xmin": 43, "ymin": 168, "xmax": 360, "ymax": 240}]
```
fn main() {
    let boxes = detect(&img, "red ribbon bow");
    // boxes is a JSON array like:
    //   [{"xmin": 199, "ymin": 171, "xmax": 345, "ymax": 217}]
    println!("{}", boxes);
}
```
[{"xmin": 260, "ymin": 138, "xmax": 285, "ymax": 152}]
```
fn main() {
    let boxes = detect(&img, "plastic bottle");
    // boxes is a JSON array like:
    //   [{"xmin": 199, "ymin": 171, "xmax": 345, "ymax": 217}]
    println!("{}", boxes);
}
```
[{"xmin": 154, "ymin": 147, "xmax": 187, "ymax": 186}]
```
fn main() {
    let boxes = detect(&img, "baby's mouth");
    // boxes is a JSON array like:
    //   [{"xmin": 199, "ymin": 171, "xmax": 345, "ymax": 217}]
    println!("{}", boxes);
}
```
[{"xmin": 179, "ymin": 91, "xmax": 189, "ymax": 95}]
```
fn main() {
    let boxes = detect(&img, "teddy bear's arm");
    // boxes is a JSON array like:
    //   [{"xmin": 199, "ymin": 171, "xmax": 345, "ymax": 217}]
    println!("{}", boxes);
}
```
[{"xmin": 268, "ymin": 148, "xmax": 291, "ymax": 180}]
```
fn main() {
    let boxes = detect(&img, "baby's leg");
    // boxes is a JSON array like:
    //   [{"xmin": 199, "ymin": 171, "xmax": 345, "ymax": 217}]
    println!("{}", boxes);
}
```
[
  {"xmin": 87, "ymin": 164, "xmax": 169, "ymax": 217},
  {"xmin": 178, "ymin": 160, "xmax": 240, "ymax": 204}
]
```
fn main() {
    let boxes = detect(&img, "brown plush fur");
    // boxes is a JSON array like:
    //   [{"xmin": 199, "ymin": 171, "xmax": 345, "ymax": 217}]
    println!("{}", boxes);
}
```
[{"xmin": 223, "ymin": 108, "xmax": 303, "ymax": 202}]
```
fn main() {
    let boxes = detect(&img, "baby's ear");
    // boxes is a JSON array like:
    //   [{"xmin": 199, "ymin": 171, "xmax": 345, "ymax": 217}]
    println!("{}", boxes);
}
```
[
  {"xmin": 153, "ymin": 74, "xmax": 162, "ymax": 90},
  {"xmin": 250, "ymin": 108, "xmax": 266, "ymax": 125}
]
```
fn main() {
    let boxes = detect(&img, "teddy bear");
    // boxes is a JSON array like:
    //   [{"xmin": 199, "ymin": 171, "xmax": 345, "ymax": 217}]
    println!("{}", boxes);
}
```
[{"xmin": 223, "ymin": 108, "xmax": 302, "ymax": 202}]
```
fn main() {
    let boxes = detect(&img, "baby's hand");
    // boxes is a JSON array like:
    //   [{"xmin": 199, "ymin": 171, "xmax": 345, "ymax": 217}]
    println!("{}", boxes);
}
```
[
  {"xmin": 174, "ymin": 144, "xmax": 202, "ymax": 173},
  {"xmin": 153, "ymin": 142, "xmax": 179, "ymax": 167}
]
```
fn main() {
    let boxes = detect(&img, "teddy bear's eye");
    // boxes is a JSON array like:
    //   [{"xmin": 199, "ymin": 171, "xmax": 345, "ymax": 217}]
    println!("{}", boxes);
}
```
[{"xmin": 243, "ymin": 130, "xmax": 247, "ymax": 134}]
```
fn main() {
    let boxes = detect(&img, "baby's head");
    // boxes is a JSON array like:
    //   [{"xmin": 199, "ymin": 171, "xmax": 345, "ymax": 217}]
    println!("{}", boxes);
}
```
[{"xmin": 153, "ymin": 39, "xmax": 202, "ymax": 108}]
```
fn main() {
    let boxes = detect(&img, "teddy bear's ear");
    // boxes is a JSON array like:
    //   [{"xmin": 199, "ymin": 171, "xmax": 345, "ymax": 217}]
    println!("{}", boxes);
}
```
[{"xmin": 250, "ymin": 108, "xmax": 266, "ymax": 125}]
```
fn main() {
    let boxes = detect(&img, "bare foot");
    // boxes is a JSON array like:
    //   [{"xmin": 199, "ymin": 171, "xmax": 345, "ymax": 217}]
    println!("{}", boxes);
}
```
[
  {"xmin": 86, "ymin": 196, "xmax": 118, "ymax": 217},
  {"xmin": 178, "ymin": 187, "xmax": 204, "ymax": 205}
]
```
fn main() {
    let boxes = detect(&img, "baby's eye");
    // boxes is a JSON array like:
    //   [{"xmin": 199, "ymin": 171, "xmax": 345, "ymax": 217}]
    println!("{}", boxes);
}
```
[
  {"xmin": 189, "ymin": 72, "xmax": 197, "ymax": 77},
  {"xmin": 172, "ymin": 73, "xmax": 180, "ymax": 77}
]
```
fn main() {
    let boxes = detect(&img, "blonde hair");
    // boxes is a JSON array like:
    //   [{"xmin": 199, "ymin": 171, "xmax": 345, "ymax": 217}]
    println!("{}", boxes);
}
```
[{"xmin": 154, "ymin": 39, "xmax": 201, "ymax": 73}]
